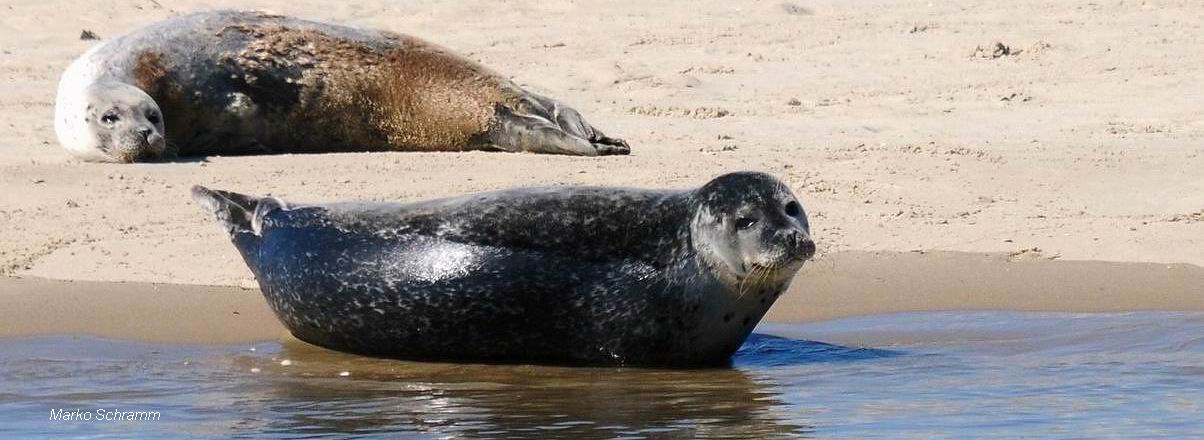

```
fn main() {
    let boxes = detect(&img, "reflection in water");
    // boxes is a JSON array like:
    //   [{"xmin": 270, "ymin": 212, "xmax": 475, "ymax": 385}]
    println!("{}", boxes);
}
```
[
  {"xmin": 2, "ymin": 312, "xmax": 1202, "ymax": 438},
  {"xmin": 0, "ymin": 333, "xmax": 868, "ymax": 439},
  {"xmin": 231, "ymin": 335, "xmax": 871, "ymax": 438}
]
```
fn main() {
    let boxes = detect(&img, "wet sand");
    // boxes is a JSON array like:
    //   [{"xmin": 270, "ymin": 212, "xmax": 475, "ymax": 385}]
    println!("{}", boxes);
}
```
[
  {"xmin": 0, "ymin": 276, "xmax": 283, "ymax": 344},
  {"xmin": 2, "ymin": 250, "xmax": 1199, "ymax": 345}
]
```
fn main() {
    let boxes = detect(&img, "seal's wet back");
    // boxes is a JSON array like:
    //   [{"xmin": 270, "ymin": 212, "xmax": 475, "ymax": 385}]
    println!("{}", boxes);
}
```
[
  {"xmin": 193, "ymin": 172, "xmax": 814, "ymax": 367},
  {"xmin": 55, "ymin": 10, "xmax": 630, "ymax": 162}
]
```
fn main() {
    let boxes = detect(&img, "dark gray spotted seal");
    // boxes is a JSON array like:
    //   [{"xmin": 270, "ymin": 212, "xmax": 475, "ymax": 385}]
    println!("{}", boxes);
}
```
[
  {"xmin": 54, "ymin": 10, "xmax": 630, "ymax": 163},
  {"xmin": 192, "ymin": 172, "xmax": 815, "ymax": 367}
]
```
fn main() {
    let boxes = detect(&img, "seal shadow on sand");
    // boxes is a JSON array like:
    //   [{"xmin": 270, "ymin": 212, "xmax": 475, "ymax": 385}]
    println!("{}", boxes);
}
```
[{"xmin": 223, "ymin": 334, "xmax": 900, "ymax": 437}]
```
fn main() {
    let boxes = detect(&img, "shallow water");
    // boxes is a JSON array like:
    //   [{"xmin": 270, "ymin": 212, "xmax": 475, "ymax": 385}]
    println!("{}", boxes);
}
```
[{"xmin": 2, "ymin": 312, "xmax": 1201, "ymax": 438}]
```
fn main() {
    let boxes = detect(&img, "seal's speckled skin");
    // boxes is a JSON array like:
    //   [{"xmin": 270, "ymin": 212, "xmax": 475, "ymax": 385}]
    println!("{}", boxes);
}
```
[
  {"xmin": 193, "ymin": 172, "xmax": 815, "ymax": 367},
  {"xmin": 55, "ymin": 10, "xmax": 629, "ymax": 162}
]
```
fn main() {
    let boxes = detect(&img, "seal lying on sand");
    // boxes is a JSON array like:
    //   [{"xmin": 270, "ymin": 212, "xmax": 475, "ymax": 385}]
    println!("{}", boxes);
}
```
[
  {"xmin": 193, "ymin": 172, "xmax": 816, "ymax": 367},
  {"xmin": 55, "ymin": 10, "xmax": 630, "ymax": 163}
]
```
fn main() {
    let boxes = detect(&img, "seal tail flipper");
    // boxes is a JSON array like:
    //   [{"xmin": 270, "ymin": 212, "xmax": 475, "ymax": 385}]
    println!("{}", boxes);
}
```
[
  {"xmin": 488, "ymin": 95, "xmax": 631, "ymax": 156},
  {"xmin": 192, "ymin": 186, "xmax": 262, "ymax": 235},
  {"xmin": 191, "ymin": 185, "xmax": 287, "ymax": 263},
  {"xmin": 541, "ymin": 98, "xmax": 631, "ymax": 153}
]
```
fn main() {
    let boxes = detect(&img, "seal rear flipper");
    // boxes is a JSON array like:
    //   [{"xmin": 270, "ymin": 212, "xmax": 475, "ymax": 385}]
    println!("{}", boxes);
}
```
[
  {"xmin": 541, "ymin": 98, "xmax": 631, "ymax": 155},
  {"xmin": 488, "ymin": 96, "xmax": 630, "ymax": 156},
  {"xmin": 191, "ymin": 185, "xmax": 287, "ymax": 259},
  {"xmin": 486, "ymin": 109, "xmax": 632, "ymax": 156}
]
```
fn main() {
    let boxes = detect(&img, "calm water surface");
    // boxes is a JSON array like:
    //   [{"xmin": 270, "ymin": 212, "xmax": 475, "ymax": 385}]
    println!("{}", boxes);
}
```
[{"xmin": 2, "ymin": 312, "xmax": 1201, "ymax": 438}]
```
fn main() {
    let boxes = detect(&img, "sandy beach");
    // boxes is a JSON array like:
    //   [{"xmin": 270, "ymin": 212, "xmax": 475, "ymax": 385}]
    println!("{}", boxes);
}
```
[{"xmin": 1, "ymin": 0, "xmax": 1202, "ymax": 342}]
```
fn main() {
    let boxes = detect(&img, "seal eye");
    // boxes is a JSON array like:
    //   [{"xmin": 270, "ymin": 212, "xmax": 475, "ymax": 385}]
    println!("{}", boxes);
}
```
[
  {"xmin": 784, "ymin": 201, "xmax": 802, "ymax": 217},
  {"xmin": 734, "ymin": 217, "xmax": 758, "ymax": 230},
  {"xmin": 146, "ymin": 112, "xmax": 160, "ymax": 124},
  {"xmin": 101, "ymin": 113, "xmax": 120, "ymax": 125}
]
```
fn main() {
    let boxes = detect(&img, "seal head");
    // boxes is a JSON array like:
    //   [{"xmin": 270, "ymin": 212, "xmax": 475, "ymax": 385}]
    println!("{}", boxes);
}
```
[
  {"xmin": 691, "ymin": 172, "xmax": 816, "ymax": 289},
  {"xmin": 57, "ymin": 81, "xmax": 166, "ymax": 162}
]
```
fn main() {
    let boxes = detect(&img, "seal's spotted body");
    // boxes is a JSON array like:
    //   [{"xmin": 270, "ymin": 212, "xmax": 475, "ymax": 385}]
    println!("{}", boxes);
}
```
[
  {"xmin": 194, "ymin": 173, "xmax": 815, "ymax": 367},
  {"xmin": 55, "ymin": 10, "xmax": 629, "ymax": 162}
]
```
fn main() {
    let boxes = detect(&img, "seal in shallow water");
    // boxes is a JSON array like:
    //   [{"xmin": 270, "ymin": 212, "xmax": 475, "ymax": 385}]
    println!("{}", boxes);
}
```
[
  {"xmin": 192, "ymin": 172, "xmax": 815, "ymax": 367},
  {"xmin": 54, "ymin": 10, "xmax": 630, "ymax": 163}
]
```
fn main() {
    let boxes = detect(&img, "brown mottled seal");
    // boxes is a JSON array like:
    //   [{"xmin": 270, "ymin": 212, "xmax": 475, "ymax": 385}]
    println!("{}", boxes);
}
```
[
  {"xmin": 192, "ymin": 172, "xmax": 816, "ymax": 367},
  {"xmin": 54, "ymin": 10, "xmax": 630, "ymax": 163}
]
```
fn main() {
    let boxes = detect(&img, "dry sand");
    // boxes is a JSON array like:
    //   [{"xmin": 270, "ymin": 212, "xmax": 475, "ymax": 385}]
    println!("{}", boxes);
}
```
[{"xmin": 1, "ymin": 1, "xmax": 1201, "ymax": 342}]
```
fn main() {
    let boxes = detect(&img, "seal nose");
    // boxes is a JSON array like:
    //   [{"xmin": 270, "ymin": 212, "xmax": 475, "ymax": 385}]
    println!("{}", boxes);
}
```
[
  {"xmin": 137, "ymin": 127, "xmax": 155, "ymax": 142},
  {"xmin": 799, "ymin": 237, "xmax": 816, "ymax": 260},
  {"xmin": 786, "ymin": 230, "xmax": 816, "ymax": 260}
]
